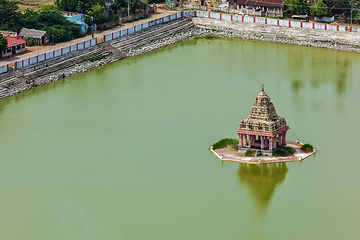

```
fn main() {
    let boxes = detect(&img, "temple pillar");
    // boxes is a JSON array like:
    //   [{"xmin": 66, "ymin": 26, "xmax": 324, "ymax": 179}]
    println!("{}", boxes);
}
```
[
  {"xmin": 248, "ymin": 135, "xmax": 252, "ymax": 148},
  {"xmin": 264, "ymin": 137, "xmax": 268, "ymax": 149},
  {"xmin": 269, "ymin": 137, "xmax": 273, "ymax": 151},
  {"xmin": 243, "ymin": 134, "xmax": 247, "ymax": 147},
  {"xmin": 260, "ymin": 136, "xmax": 264, "ymax": 149},
  {"xmin": 273, "ymin": 136, "xmax": 277, "ymax": 149},
  {"xmin": 238, "ymin": 134, "xmax": 243, "ymax": 148},
  {"xmin": 282, "ymin": 131, "xmax": 287, "ymax": 145},
  {"xmin": 278, "ymin": 134, "xmax": 282, "ymax": 146}
]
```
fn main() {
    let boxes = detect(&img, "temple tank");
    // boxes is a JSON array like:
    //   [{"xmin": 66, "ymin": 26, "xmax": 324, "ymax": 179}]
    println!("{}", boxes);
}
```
[{"xmin": 0, "ymin": 38, "xmax": 359, "ymax": 239}]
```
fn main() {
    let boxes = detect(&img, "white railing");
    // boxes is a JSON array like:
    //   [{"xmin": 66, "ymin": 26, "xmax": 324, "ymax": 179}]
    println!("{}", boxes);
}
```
[
  {"xmin": 14, "ymin": 38, "xmax": 97, "ymax": 70},
  {"xmin": 5, "ymin": 10, "xmax": 357, "ymax": 74},
  {"xmin": 102, "ymin": 12, "xmax": 192, "ymax": 42},
  {"xmin": 191, "ymin": 10, "xmax": 358, "ymax": 33},
  {"xmin": 0, "ymin": 65, "xmax": 8, "ymax": 74}
]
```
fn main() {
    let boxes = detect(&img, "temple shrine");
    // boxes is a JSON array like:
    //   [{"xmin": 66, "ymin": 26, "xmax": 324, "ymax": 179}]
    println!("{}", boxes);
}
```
[{"xmin": 236, "ymin": 85, "xmax": 290, "ymax": 152}]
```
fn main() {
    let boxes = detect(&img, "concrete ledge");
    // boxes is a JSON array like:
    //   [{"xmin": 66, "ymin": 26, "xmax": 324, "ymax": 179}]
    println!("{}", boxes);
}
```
[{"xmin": 211, "ymin": 141, "xmax": 316, "ymax": 164}]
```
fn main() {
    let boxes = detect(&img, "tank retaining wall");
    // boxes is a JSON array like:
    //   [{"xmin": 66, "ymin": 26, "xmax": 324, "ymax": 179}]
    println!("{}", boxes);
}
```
[{"xmin": 4, "ymin": 10, "xmax": 358, "ymax": 74}]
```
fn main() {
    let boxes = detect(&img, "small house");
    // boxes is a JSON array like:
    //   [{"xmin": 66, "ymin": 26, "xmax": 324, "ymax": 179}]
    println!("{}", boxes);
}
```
[
  {"xmin": 237, "ymin": 0, "xmax": 284, "ymax": 17},
  {"xmin": 1, "ymin": 36, "xmax": 26, "ymax": 58},
  {"xmin": 19, "ymin": 28, "xmax": 50, "ymax": 45},
  {"xmin": 61, "ymin": 11, "xmax": 97, "ymax": 33}
]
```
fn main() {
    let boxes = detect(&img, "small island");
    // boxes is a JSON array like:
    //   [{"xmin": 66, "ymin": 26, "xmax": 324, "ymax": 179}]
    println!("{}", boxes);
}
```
[{"xmin": 211, "ymin": 85, "xmax": 316, "ymax": 164}]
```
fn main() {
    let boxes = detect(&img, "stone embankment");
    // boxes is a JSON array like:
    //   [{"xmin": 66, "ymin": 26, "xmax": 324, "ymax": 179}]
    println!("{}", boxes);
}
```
[
  {"xmin": 1, "ymin": 17, "xmax": 360, "ymax": 99},
  {"xmin": 192, "ymin": 18, "xmax": 360, "ymax": 52},
  {"xmin": 33, "ymin": 57, "xmax": 115, "ymax": 86},
  {"xmin": 125, "ymin": 29, "xmax": 206, "ymax": 57}
]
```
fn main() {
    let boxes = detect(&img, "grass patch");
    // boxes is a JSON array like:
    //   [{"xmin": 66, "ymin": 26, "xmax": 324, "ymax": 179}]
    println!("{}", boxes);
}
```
[
  {"xmin": 192, "ymin": 34, "xmax": 245, "ymax": 41},
  {"xmin": 86, "ymin": 53, "xmax": 111, "ymax": 62},
  {"xmin": 244, "ymin": 149, "xmax": 256, "ymax": 157},
  {"xmin": 193, "ymin": 35, "xmax": 222, "ymax": 40},
  {"xmin": 273, "ymin": 146, "xmax": 296, "ymax": 157},
  {"xmin": 301, "ymin": 143, "xmax": 314, "ymax": 152},
  {"xmin": 212, "ymin": 138, "xmax": 238, "ymax": 150},
  {"xmin": 212, "ymin": 10, "xmax": 227, "ymax": 14}
]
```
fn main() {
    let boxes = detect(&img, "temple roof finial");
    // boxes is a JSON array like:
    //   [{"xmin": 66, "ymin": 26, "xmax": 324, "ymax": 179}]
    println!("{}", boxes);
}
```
[{"xmin": 261, "ymin": 84, "xmax": 264, "ymax": 92}]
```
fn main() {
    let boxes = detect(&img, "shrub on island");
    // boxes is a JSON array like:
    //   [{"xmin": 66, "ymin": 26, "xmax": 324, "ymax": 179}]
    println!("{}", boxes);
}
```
[
  {"xmin": 212, "ymin": 138, "xmax": 238, "ymax": 150},
  {"xmin": 273, "ymin": 146, "xmax": 296, "ymax": 157},
  {"xmin": 301, "ymin": 143, "xmax": 314, "ymax": 152},
  {"xmin": 244, "ymin": 149, "xmax": 256, "ymax": 157}
]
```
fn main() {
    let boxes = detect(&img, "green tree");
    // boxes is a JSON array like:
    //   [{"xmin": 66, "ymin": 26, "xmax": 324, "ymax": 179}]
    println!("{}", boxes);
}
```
[
  {"xmin": 85, "ymin": 15, "xmax": 93, "ymax": 26},
  {"xmin": 113, "ymin": 0, "xmax": 142, "ymax": 12},
  {"xmin": 22, "ymin": 36, "xmax": 38, "ymax": 46},
  {"xmin": 87, "ymin": 3, "xmax": 106, "ymax": 24},
  {"xmin": 0, "ymin": 34, "xmax": 8, "ymax": 53},
  {"xmin": 0, "ymin": 0, "xmax": 82, "ymax": 43},
  {"xmin": 21, "ymin": 10, "xmax": 82, "ymax": 42},
  {"xmin": 0, "ymin": 0, "xmax": 23, "ymax": 32},
  {"xmin": 113, "ymin": 0, "xmax": 127, "ymax": 10},
  {"xmin": 54, "ymin": 0, "xmax": 79, "ymax": 11},
  {"xmin": 310, "ymin": 0, "xmax": 328, "ymax": 16},
  {"xmin": 130, "ymin": 0, "xmax": 139, "ymax": 12},
  {"xmin": 284, "ymin": 0, "xmax": 308, "ymax": 15},
  {"xmin": 40, "ymin": 4, "xmax": 56, "ymax": 11},
  {"xmin": 55, "ymin": 0, "xmax": 106, "ymax": 12}
]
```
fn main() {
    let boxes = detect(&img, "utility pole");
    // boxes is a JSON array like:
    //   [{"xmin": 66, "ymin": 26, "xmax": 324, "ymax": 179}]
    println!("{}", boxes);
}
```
[
  {"xmin": 128, "ymin": 0, "xmax": 130, "ymax": 17},
  {"xmin": 351, "ymin": 2, "xmax": 353, "ymax": 28}
]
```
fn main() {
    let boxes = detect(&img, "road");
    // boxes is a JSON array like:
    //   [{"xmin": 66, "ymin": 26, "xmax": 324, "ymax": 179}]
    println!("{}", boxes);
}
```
[{"xmin": 0, "ymin": 8, "xmax": 178, "ymax": 65}]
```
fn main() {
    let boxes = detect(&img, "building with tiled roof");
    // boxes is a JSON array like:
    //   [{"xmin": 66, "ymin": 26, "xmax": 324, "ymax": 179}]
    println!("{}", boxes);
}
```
[
  {"xmin": 237, "ymin": 0, "xmax": 284, "ymax": 17},
  {"xmin": 1, "ymin": 35, "xmax": 26, "ymax": 58},
  {"xmin": 19, "ymin": 28, "xmax": 50, "ymax": 45}
]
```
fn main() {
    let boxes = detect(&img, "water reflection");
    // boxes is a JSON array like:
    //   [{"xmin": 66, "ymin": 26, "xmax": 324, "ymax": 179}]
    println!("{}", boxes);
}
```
[
  {"xmin": 237, "ymin": 163, "xmax": 288, "ymax": 214},
  {"xmin": 285, "ymin": 46, "xmax": 354, "ymax": 97}
]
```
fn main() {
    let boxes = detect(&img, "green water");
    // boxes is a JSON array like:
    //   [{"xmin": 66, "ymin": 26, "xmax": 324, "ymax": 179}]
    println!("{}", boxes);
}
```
[{"xmin": 0, "ymin": 39, "xmax": 359, "ymax": 239}]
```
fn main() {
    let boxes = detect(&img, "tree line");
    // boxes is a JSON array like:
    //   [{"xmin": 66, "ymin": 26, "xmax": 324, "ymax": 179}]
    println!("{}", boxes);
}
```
[
  {"xmin": 0, "ymin": 0, "xmax": 83, "ymax": 44},
  {"xmin": 0, "ymin": 0, "xmax": 163, "ymax": 49},
  {"xmin": 284, "ymin": 0, "xmax": 359, "ymax": 18}
]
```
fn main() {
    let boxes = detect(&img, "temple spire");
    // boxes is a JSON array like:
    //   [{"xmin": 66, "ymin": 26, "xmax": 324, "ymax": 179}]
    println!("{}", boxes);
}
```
[{"xmin": 237, "ymin": 89, "xmax": 289, "ymax": 151}]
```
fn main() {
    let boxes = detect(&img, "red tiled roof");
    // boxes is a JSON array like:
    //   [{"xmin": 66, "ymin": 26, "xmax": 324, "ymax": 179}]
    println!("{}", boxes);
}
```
[
  {"xmin": 237, "ymin": 0, "xmax": 284, "ymax": 8},
  {"xmin": 4, "ymin": 36, "xmax": 26, "ymax": 48}
]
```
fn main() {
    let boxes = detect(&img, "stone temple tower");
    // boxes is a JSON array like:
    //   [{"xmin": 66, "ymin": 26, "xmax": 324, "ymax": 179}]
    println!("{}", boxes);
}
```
[{"xmin": 236, "ymin": 85, "xmax": 290, "ymax": 151}]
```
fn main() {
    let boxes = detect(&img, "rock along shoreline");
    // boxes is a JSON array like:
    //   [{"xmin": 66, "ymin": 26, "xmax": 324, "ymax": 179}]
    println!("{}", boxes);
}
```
[{"xmin": 3, "ymin": 19, "xmax": 360, "ymax": 99}]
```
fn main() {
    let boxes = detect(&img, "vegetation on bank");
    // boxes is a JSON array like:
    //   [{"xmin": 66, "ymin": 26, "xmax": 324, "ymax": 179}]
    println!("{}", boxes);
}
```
[
  {"xmin": 212, "ymin": 138, "xmax": 238, "ymax": 150},
  {"xmin": 0, "ymin": 34, "xmax": 7, "ymax": 53},
  {"xmin": 193, "ymin": 35, "xmax": 222, "ymax": 40},
  {"xmin": 192, "ymin": 34, "xmax": 245, "ymax": 41},
  {"xmin": 22, "ymin": 36, "xmax": 39, "ymax": 46},
  {"xmin": 0, "ymin": 0, "xmax": 82, "ymax": 43},
  {"xmin": 301, "ymin": 143, "xmax": 314, "ymax": 152},
  {"xmin": 284, "ymin": 0, "xmax": 360, "ymax": 19},
  {"xmin": 273, "ymin": 146, "xmax": 296, "ymax": 157},
  {"xmin": 244, "ymin": 149, "xmax": 256, "ymax": 157}
]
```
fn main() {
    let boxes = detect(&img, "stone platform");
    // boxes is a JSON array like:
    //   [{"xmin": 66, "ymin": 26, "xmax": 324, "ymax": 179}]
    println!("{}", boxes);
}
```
[{"xmin": 211, "ymin": 141, "xmax": 316, "ymax": 164}]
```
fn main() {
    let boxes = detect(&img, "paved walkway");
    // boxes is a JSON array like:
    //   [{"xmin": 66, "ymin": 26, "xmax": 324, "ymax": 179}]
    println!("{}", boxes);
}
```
[{"xmin": 0, "ymin": 9, "xmax": 178, "ymax": 65}]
